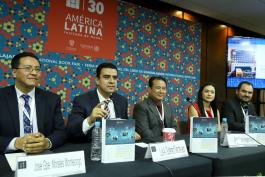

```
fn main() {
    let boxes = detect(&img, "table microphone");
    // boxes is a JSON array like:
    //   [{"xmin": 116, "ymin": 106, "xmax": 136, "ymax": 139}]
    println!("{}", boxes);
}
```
[
  {"xmin": 186, "ymin": 97, "xmax": 200, "ymax": 114},
  {"xmin": 241, "ymin": 102, "xmax": 249, "ymax": 114}
]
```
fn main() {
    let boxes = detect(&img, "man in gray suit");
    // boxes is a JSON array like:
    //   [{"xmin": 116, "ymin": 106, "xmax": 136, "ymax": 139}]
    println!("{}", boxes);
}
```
[{"xmin": 133, "ymin": 76, "xmax": 178, "ymax": 142}]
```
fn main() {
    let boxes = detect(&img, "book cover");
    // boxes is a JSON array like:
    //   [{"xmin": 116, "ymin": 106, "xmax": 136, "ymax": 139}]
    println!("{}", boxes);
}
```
[
  {"xmin": 101, "ymin": 119, "xmax": 135, "ymax": 163},
  {"xmin": 246, "ymin": 116, "xmax": 265, "ymax": 145},
  {"xmin": 190, "ymin": 117, "xmax": 218, "ymax": 153}
]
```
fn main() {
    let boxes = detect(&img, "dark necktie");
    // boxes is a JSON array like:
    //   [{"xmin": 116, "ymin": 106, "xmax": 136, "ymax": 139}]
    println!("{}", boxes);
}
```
[
  {"xmin": 157, "ymin": 103, "xmax": 162, "ymax": 116},
  {"xmin": 104, "ymin": 99, "xmax": 111, "ymax": 119},
  {"xmin": 21, "ymin": 94, "xmax": 32, "ymax": 134}
]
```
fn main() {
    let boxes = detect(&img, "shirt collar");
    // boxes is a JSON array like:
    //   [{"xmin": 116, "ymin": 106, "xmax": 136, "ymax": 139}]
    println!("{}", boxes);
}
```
[
  {"xmin": 148, "ymin": 96, "xmax": 162, "ymax": 106},
  {"xmin": 97, "ymin": 89, "xmax": 112, "ymax": 103},
  {"xmin": 15, "ymin": 86, "xmax": 35, "ymax": 99}
]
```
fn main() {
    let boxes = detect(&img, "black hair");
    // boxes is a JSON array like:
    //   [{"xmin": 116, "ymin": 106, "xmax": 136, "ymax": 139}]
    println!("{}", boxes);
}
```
[
  {"xmin": 237, "ymin": 81, "xmax": 253, "ymax": 90},
  {"xmin": 148, "ymin": 76, "xmax": 167, "ymax": 88},
  {"xmin": 197, "ymin": 82, "xmax": 218, "ymax": 117},
  {"xmin": 96, "ymin": 62, "xmax": 118, "ymax": 78},
  {"xmin": 11, "ymin": 52, "xmax": 40, "ymax": 69}
]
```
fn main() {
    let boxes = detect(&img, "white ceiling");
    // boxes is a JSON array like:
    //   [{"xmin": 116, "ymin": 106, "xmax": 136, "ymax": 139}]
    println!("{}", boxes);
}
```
[{"xmin": 161, "ymin": 0, "xmax": 265, "ymax": 36}]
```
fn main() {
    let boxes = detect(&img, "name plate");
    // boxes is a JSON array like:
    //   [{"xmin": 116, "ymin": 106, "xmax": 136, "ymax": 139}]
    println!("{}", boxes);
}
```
[
  {"xmin": 147, "ymin": 140, "xmax": 189, "ymax": 162},
  {"xmin": 15, "ymin": 151, "xmax": 86, "ymax": 177},
  {"xmin": 227, "ymin": 133, "xmax": 259, "ymax": 148}
]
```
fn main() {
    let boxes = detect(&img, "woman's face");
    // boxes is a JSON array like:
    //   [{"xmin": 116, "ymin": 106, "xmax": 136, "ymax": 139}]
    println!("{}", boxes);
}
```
[{"xmin": 202, "ymin": 85, "xmax": 215, "ymax": 103}]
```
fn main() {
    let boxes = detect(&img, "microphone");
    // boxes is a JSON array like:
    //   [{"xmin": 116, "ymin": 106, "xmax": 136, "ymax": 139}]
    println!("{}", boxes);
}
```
[
  {"xmin": 186, "ymin": 97, "xmax": 200, "ymax": 114},
  {"xmin": 241, "ymin": 102, "xmax": 249, "ymax": 114},
  {"xmin": 186, "ymin": 97, "xmax": 192, "ymax": 104}
]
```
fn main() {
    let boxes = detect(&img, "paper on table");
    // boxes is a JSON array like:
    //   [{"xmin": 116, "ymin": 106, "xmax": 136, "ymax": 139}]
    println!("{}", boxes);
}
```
[
  {"xmin": 135, "ymin": 142, "xmax": 148, "ymax": 148},
  {"xmin": 5, "ymin": 152, "xmax": 26, "ymax": 171}
]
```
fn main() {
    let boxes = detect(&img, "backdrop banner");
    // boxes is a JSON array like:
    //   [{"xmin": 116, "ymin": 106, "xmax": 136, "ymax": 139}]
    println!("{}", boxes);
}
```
[
  {"xmin": 0, "ymin": 1, "xmax": 201, "ymax": 122},
  {"xmin": 45, "ymin": 0, "xmax": 118, "ymax": 59}
]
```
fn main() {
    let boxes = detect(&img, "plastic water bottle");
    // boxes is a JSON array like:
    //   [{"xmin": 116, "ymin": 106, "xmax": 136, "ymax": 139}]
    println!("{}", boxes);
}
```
[
  {"xmin": 90, "ymin": 121, "xmax": 101, "ymax": 161},
  {"xmin": 220, "ymin": 118, "xmax": 228, "ymax": 146}
]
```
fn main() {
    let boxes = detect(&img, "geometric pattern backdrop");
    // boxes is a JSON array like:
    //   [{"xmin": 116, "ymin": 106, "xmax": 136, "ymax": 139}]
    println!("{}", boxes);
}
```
[{"xmin": 0, "ymin": 0, "xmax": 201, "ymax": 121}]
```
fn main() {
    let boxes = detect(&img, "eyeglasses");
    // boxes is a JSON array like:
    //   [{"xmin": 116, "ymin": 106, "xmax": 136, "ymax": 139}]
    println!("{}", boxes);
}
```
[{"xmin": 15, "ymin": 66, "xmax": 41, "ymax": 73}]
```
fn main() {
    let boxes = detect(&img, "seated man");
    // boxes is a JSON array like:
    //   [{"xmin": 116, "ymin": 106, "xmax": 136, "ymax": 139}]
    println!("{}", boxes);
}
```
[
  {"xmin": 67, "ymin": 62, "xmax": 141, "ymax": 142},
  {"xmin": 133, "ymin": 76, "xmax": 178, "ymax": 142},
  {"xmin": 0, "ymin": 52, "xmax": 66, "ymax": 154},
  {"xmin": 221, "ymin": 81, "xmax": 257, "ymax": 131}
]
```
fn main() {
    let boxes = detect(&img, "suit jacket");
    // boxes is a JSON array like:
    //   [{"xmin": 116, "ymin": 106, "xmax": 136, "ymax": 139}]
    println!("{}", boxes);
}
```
[
  {"xmin": 0, "ymin": 85, "xmax": 66, "ymax": 154},
  {"xmin": 133, "ymin": 97, "xmax": 177, "ymax": 143},
  {"xmin": 221, "ymin": 95, "xmax": 257, "ymax": 131},
  {"xmin": 67, "ymin": 90, "xmax": 128, "ymax": 142}
]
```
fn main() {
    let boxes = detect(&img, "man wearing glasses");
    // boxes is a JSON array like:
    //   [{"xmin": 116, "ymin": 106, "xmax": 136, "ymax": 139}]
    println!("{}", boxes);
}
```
[{"xmin": 0, "ymin": 52, "xmax": 66, "ymax": 154}]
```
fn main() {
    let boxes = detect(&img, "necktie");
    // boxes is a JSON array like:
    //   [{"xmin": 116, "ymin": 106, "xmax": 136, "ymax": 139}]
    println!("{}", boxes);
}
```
[
  {"xmin": 157, "ymin": 103, "xmax": 162, "ymax": 116},
  {"xmin": 157, "ymin": 103, "xmax": 164, "ymax": 127},
  {"xmin": 21, "ymin": 94, "xmax": 32, "ymax": 134},
  {"xmin": 103, "ymin": 99, "xmax": 111, "ymax": 119}
]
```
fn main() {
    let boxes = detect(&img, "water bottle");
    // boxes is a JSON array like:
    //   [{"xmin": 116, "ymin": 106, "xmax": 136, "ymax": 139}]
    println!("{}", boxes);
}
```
[
  {"xmin": 220, "ymin": 118, "xmax": 228, "ymax": 146},
  {"xmin": 90, "ymin": 121, "xmax": 101, "ymax": 161}
]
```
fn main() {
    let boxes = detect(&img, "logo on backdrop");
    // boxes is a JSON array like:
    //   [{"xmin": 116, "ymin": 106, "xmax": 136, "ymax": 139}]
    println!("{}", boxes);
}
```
[{"xmin": 45, "ymin": 0, "xmax": 118, "ymax": 59}]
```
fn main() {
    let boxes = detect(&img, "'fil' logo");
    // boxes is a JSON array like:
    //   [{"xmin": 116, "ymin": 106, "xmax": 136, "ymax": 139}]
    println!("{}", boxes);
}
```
[
  {"xmin": 69, "ymin": 40, "xmax": 75, "ymax": 46},
  {"xmin": 66, "ymin": 0, "xmax": 80, "ymax": 9}
]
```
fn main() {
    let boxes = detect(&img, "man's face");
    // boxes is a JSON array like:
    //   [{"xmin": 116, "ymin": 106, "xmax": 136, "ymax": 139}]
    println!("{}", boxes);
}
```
[
  {"xmin": 148, "ymin": 79, "xmax": 167, "ymax": 102},
  {"xmin": 12, "ymin": 56, "xmax": 41, "ymax": 91},
  {"xmin": 96, "ymin": 68, "xmax": 118, "ymax": 98},
  {"xmin": 236, "ymin": 84, "xmax": 253, "ymax": 103}
]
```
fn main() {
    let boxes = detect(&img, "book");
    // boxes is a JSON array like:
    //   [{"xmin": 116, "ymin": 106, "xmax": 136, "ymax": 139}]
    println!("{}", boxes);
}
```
[
  {"xmin": 101, "ymin": 119, "xmax": 135, "ymax": 163},
  {"xmin": 189, "ymin": 117, "xmax": 218, "ymax": 153},
  {"xmin": 245, "ymin": 116, "xmax": 265, "ymax": 145}
]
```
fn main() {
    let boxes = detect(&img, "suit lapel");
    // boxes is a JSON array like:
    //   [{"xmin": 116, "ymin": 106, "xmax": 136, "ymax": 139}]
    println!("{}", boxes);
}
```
[
  {"xmin": 35, "ymin": 88, "xmax": 45, "ymax": 132},
  {"xmin": 163, "ymin": 104, "xmax": 170, "ymax": 127},
  {"xmin": 6, "ymin": 86, "xmax": 20, "ymax": 135},
  {"xmin": 91, "ymin": 90, "xmax": 100, "ymax": 108},
  {"xmin": 147, "ymin": 98, "xmax": 162, "ymax": 125}
]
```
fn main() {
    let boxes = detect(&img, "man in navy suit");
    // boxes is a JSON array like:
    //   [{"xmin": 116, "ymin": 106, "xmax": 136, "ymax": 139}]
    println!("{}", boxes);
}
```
[
  {"xmin": 0, "ymin": 52, "xmax": 66, "ymax": 154},
  {"xmin": 133, "ymin": 76, "xmax": 178, "ymax": 142},
  {"xmin": 67, "ymin": 63, "xmax": 141, "ymax": 142}
]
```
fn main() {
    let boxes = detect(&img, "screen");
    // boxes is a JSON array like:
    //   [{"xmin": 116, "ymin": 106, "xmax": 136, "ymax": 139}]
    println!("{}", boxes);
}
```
[{"xmin": 226, "ymin": 36, "xmax": 265, "ymax": 88}]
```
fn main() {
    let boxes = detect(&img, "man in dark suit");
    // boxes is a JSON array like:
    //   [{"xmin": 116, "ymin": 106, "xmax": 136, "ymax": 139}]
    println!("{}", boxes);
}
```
[
  {"xmin": 133, "ymin": 76, "xmax": 178, "ymax": 142},
  {"xmin": 0, "ymin": 52, "xmax": 66, "ymax": 154},
  {"xmin": 221, "ymin": 81, "xmax": 257, "ymax": 131},
  {"xmin": 67, "ymin": 63, "xmax": 140, "ymax": 142}
]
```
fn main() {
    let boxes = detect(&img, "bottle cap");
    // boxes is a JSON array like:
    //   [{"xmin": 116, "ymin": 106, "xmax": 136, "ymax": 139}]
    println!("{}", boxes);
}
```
[
  {"xmin": 222, "ymin": 118, "xmax": 227, "ymax": 122},
  {"xmin": 95, "ymin": 121, "xmax": 101, "ymax": 127}
]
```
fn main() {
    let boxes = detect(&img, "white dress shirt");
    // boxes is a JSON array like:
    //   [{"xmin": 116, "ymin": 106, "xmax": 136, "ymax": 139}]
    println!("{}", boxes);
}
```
[
  {"xmin": 82, "ymin": 89, "xmax": 116, "ymax": 134},
  {"xmin": 6, "ymin": 87, "xmax": 38, "ymax": 151}
]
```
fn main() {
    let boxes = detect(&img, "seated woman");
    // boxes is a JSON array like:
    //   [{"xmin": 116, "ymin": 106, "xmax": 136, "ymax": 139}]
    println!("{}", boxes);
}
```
[{"xmin": 188, "ymin": 83, "xmax": 221, "ymax": 133}]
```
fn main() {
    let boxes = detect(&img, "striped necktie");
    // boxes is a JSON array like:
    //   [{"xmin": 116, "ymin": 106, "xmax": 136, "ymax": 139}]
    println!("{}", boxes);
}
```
[
  {"xmin": 21, "ymin": 94, "xmax": 32, "ymax": 134},
  {"xmin": 103, "ymin": 99, "xmax": 111, "ymax": 119}
]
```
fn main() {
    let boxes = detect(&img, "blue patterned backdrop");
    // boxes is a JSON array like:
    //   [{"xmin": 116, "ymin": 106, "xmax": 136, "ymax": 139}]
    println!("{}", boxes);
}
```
[{"xmin": 0, "ymin": 0, "xmax": 201, "ymax": 121}]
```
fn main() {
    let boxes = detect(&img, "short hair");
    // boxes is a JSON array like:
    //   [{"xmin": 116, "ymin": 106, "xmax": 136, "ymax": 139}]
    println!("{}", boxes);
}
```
[
  {"xmin": 11, "ymin": 52, "xmax": 40, "ymax": 69},
  {"xmin": 237, "ymin": 81, "xmax": 253, "ymax": 90},
  {"xmin": 148, "ymin": 76, "xmax": 167, "ymax": 88},
  {"xmin": 96, "ymin": 62, "xmax": 118, "ymax": 78}
]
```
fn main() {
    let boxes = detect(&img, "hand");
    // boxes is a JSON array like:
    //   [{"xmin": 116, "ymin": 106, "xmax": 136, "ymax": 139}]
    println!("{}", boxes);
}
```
[
  {"xmin": 135, "ymin": 132, "xmax": 141, "ymax": 141},
  {"xmin": 15, "ymin": 133, "xmax": 50, "ymax": 154},
  {"xmin": 87, "ymin": 102, "xmax": 108, "ymax": 125}
]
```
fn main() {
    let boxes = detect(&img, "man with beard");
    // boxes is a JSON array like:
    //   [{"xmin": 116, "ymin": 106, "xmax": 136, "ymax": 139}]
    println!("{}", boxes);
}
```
[{"xmin": 221, "ymin": 81, "xmax": 257, "ymax": 131}]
